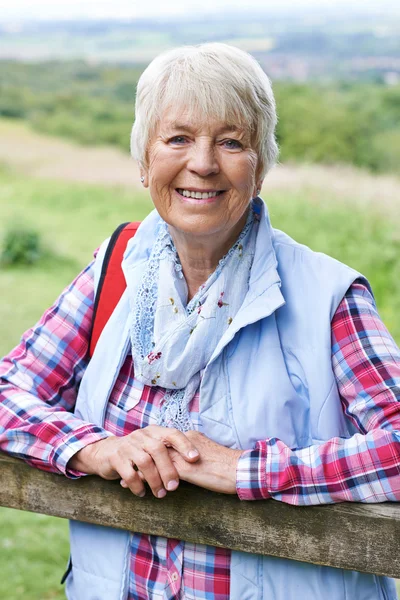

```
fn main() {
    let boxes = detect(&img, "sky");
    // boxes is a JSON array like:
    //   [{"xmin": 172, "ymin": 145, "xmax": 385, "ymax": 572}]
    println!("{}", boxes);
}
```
[{"xmin": 0, "ymin": 0, "xmax": 397, "ymax": 21}]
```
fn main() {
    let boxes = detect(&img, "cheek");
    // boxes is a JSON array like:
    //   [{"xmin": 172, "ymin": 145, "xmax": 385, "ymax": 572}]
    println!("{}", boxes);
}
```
[
  {"xmin": 148, "ymin": 146, "xmax": 166, "ymax": 181},
  {"xmin": 229, "ymin": 153, "xmax": 258, "ymax": 193},
  {"xmin": 247, "ymin": 152, "xmax": 258, "ymax": 177},
  {"xmin": 242, "ymin": 153, "xmax": 258, "ymax": 185},
  {"xmin": 146, "ymin": 152, "xmax": 173, "ymax": 214},
  {"xmin": 151, "ymin": 183, "xmax": 174, "ymax": 218}
]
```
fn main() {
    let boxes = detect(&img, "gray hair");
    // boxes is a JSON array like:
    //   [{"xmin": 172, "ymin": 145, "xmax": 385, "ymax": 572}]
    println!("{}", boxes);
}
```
[{"xmin": 130, "ymin": 43, "xmax": 279, "ymax": 178}]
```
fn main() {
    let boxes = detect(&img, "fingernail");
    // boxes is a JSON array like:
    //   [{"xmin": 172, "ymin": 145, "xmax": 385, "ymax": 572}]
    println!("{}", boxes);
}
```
[
  {"xmin": 167, "ymin": 479, "xmax": 179, "ymax": 491},
  {"xmin": 157, "ymin": 489, "xmax": 167, "ymax": 498},
  {"xmin": 188, "ymin": 450, "xmax": 199, "ymax": 458},
  {"xmin": 137, "ymin": 490, "xmax": 146, "ymax": 498},
  {"xmin": 120, "ymin": 479, "xmax": 128, "ymax": 488}
]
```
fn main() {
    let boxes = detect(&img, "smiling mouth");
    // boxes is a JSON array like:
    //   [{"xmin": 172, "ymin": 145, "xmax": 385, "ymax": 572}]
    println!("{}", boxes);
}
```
[{"xmin": 176, "ymin": 188, "xmax": 225, "ymax": 199}]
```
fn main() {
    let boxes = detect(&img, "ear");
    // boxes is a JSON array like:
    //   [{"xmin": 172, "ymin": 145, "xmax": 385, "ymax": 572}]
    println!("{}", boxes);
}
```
[
  {"xmin": 139, "ymin": 166, "xmax": 149, "ymax": 188},
  {"xmin": 253, "ymin": 178, "xmax": 264, "ymax": 198}
]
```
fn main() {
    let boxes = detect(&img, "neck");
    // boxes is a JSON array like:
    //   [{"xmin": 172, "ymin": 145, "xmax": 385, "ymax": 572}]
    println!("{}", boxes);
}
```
[{"xmin": 168, "ymin": 211, "xmax": 249, "ymax": 302}]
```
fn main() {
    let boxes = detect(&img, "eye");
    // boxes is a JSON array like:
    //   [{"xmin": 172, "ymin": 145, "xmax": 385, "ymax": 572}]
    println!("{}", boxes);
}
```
[
  {"xmin": 222, "ymin": 139, "xmax": 243, "ymax": 150},
  {"xmin": 168, "ymin": 135, "xmax": 187, "ymax": 145}
]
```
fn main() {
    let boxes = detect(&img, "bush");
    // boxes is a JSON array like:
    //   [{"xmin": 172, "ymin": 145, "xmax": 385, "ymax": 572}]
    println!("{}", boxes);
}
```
[{"xmin": 1, "ymin": 225, "xmax": 43, "ymax": 266}]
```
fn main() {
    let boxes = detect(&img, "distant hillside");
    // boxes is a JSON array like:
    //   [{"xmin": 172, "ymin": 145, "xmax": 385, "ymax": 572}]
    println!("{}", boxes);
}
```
[{"xmin": 1, "ymin": 8, "xmax": 400, "ymax": 82}]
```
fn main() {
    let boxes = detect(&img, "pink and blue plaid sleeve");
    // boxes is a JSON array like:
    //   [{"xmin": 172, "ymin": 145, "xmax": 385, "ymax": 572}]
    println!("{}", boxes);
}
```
[
  {"xmin": 236, "ymin": 281, "xmax": 400, "ymax": 504},
  {"xmin": 0, "ymin": 259, "xmax": 112, "ymax": 477}
]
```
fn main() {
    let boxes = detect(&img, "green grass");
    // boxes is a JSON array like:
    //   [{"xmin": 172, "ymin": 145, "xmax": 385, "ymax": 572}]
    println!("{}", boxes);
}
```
[
  {"xmin": 267, "ymin": 190, "xmax": 400, "ymax": 342},
  {"xmin": 1, "ymin": 169, "xmax": 398, "ymax": 355},
  {"xmin": 1, "ymin": 169, "xmax": 400, "ymax": 598},
  {"xmin": 0, "ymin": 170, "xmax": 153, "ymax": 355},
  {"xmin": 0, "ymin": 508, "xmax": 69, "ymax": 600}
]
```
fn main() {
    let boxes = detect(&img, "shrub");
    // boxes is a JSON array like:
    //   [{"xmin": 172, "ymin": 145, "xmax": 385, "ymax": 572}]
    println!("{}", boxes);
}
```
[{"xmin": 1, "ymin": 225, "xmax": 43, "ymax": 266}]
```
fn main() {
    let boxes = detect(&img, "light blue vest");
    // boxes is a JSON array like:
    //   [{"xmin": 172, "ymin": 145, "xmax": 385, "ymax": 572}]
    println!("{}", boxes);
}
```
[{"xmin": 66, "ymin": 199, "xmax": 397, "ymax": 600}]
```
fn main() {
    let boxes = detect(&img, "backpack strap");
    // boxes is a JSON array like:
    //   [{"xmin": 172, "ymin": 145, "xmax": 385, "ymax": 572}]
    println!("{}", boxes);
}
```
[{"xmin": 89, "ymin": 221, "xmax": 140, "ymax": 358}]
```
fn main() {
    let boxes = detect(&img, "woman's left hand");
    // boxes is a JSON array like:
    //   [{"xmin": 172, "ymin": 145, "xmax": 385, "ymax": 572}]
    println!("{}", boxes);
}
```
[{"xmin": 168, "ymin": 431, "xmax": 243, "ymax": 494}]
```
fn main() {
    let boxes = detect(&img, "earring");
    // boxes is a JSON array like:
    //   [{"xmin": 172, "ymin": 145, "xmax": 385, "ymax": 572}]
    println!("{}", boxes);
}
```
[{"xmin": 140, "ymin": 176, "xmax": 145, "ymax": 183}]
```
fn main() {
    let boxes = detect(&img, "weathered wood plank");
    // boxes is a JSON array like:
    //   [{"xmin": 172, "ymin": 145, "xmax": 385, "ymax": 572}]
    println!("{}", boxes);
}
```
[{"xmin": 1, "ymin": 452, "xmax": 400, "ymax": 577}]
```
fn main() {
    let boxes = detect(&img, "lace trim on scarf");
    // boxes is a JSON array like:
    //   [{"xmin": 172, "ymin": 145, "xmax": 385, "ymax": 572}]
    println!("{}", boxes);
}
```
[{"xmin": 130, "ymin": 208, "xmax": 256, "ymax": 431}]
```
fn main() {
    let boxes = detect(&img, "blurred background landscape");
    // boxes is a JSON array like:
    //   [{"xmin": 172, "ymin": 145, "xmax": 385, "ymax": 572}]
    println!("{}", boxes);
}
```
[{"xmin": 1, "ymin": 0, "xmax": 400, "ymax": 597}]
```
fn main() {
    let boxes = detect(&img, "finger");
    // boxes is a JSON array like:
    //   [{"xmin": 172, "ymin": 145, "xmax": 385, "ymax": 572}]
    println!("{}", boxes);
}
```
[
  {"xmin": 120, "ymin": 474, "xmax": 144, "ymax": 487},
  {"xmin": 117, "ymin": 461, "xmax": 146, "ymax": 497},
  {"xmin": 133, "ymin": 450, "xmax": 167, "ymax": 498},
  {"xmin": 141, "ymin": 439, "xmax": 180, "ymax": 493},
  {"xmin": 146, "ymin": 426, "xmax": 200, "ymax": 463},
  {"xmin": 167, "ymin": 448, "xmax": 189, "ymax": 480}
]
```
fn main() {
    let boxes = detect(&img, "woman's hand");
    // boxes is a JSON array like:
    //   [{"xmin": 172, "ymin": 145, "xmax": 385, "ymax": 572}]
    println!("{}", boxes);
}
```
[
  {"xmin": 68, "ymin": 425, "xmax": 200, "ymax": 499},
  {"xmin": 168, "ymin": 431, "xmax": 243, "ymax": 494}
]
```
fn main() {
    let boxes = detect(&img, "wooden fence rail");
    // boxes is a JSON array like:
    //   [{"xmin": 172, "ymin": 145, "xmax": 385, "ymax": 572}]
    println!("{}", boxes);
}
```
[{"xmin": 1, "ymin": 452, "xmax": 400, "ymax": 578}]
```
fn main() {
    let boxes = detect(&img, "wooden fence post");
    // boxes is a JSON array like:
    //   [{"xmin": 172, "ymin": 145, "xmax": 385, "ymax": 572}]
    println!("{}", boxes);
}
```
[{"xmin": 1, "ymin": 452, "xmax": 400, "ymax": 577}]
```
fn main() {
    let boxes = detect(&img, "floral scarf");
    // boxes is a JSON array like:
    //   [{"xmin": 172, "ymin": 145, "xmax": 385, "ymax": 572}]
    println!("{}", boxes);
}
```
[{"xmin": 129, "ymin": 204, "xmax": 259, "ymax": 431}]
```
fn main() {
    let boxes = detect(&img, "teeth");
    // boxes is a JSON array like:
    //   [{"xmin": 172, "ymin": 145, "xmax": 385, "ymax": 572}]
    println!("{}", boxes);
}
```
[{"xmin": 178, "ymin": 189, "xmax": 221, "ymax": 199}]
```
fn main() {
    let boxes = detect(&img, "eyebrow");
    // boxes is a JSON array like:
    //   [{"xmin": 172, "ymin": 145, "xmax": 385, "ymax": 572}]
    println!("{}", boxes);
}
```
[{"xmin": 168, "ymin": 121, "xmax": 243, "ymax": 134}]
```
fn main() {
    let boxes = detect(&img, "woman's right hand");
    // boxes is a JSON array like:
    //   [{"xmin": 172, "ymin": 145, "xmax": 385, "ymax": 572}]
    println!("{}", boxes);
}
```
[{"xmin": 68, "ymin": 425, "xmax": 200, "ymax": 499}]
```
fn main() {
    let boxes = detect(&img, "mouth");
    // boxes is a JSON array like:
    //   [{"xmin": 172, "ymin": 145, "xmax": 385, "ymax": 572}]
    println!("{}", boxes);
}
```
[{"xmin": 176, "ymin": 188, "xmax": 225, "ymax": 201}]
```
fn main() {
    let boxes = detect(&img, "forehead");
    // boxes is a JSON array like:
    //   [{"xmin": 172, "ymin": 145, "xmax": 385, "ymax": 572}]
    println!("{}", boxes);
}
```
[{"xmin": 158, "ymin": 106, "xmax": 247, "ymax": 136}]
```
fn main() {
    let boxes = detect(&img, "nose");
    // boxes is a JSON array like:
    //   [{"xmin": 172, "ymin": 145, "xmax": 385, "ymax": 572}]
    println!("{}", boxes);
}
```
[{"xmin": 187, "ymin": 140, "xmax": 220, "ymax": 177}]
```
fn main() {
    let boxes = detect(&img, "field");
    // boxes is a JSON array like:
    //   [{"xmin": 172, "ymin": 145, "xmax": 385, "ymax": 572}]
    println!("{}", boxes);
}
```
[{"xmin": 0, "ymin": 119, "xmax": 400, "ymax": 598}]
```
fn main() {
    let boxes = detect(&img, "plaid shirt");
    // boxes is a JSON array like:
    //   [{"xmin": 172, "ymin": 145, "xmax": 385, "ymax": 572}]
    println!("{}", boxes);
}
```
[{"xmin": 1, "ymin": 258, "xmax": 400, "ymax": 599}]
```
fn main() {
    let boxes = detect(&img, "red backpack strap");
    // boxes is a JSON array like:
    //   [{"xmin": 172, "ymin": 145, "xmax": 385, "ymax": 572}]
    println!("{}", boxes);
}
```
[{"xmin": 89, "ymin": 221, "xmax": 140, "ymax": 358}]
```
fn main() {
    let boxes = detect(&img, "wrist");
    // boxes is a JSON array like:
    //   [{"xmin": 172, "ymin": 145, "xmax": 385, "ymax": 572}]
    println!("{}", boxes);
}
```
[
  {"xmin": 227, "ymin": 449, "xmax": 244, "ymax": 494},
  {"xmin": 236, "ymin": 446, "xmax": 270, "ymax": 500},
  {"xmin": 68, "ymin": 440, "xmax": 103, "ymax": 475}
]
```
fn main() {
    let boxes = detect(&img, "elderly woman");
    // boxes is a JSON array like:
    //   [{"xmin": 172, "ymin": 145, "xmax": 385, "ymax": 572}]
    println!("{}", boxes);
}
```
[{"xmin": 1, "ymin": 43, "xmax": 400, "ymax": 600}]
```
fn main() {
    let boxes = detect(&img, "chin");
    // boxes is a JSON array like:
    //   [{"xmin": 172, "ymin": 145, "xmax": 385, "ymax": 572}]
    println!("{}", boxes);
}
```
[{"xmin": 169, "ymin": 215, "xmax": 223, "ymax": 238}]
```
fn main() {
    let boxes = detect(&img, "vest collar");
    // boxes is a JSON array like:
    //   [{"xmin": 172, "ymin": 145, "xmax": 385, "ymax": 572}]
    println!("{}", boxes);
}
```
[
  {"xmin": 208, "ymin": 198, "xmax": 285, "ymax": 365},
  {"xmin": 121, "ymin": 197, "xmax": 285, "ymax": 343}
]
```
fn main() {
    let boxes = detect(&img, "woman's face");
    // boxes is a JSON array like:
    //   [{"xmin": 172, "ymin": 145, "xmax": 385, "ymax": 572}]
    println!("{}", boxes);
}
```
[{"xmin": 141, "ymin": 107, "xmax": 261, "ymax": 242}]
